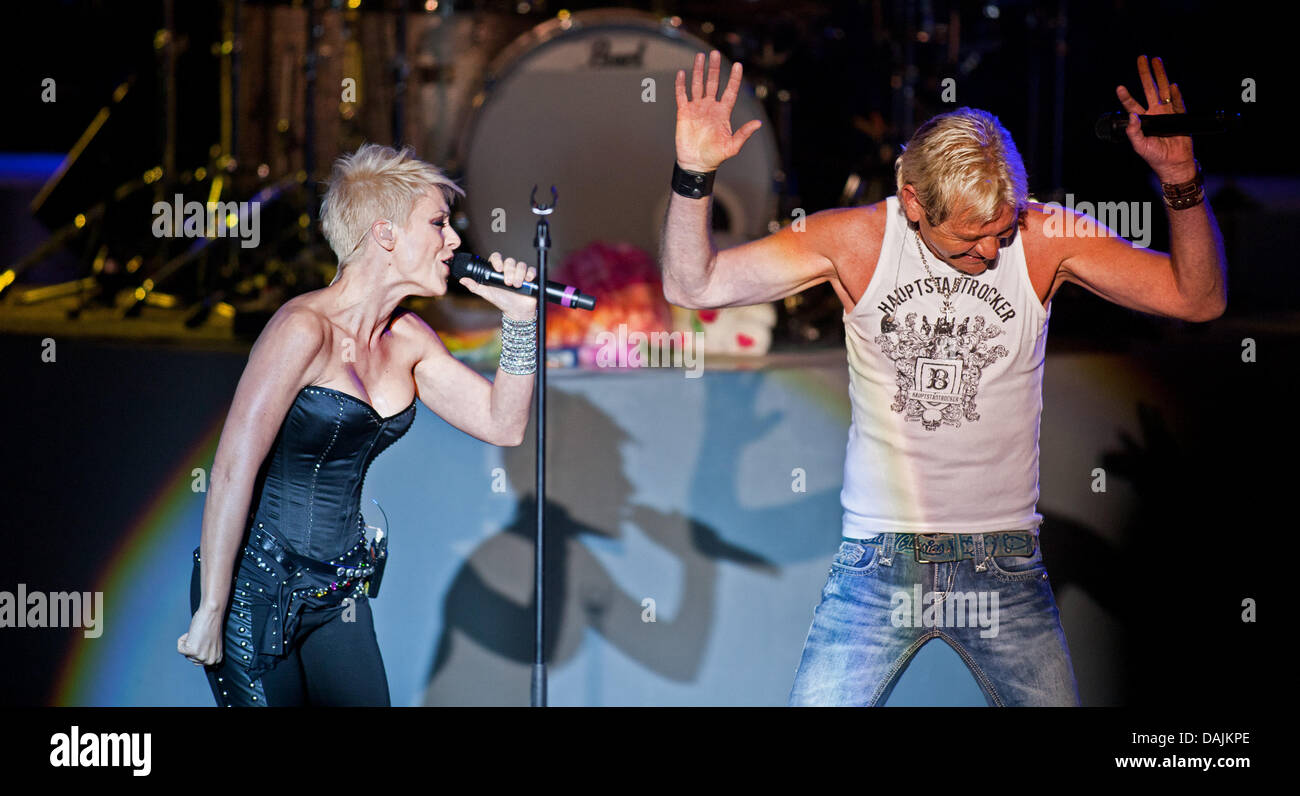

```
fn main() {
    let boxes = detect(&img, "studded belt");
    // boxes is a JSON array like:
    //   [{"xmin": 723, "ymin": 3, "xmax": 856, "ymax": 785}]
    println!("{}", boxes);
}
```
[
  {"xmin": 192, "ymin": 521, "xmax": 387, "ymax": 680},
  {"xmin": 249, "ymin": 523, "xmax": 385, "ymax": 591},
  {"xmin": 844, "ymin": 531, "xmax": 1037, "ymax": 563}
]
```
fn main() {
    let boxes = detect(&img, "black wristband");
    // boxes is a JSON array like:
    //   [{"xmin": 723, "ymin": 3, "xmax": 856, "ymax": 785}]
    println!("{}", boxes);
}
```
[{"xmin": 672, "ymin": 162, "xmax": 715, "ymax": 199}]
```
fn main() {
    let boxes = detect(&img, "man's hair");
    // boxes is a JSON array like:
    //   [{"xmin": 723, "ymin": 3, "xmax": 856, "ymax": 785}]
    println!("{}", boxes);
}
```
[
  {"xmin": 894, "ymin": 107, "xmax": 1028, "ymax": 227},
  {"xmin": 320, "ymin": 143, "xmax": 463, "ymax": 280}
]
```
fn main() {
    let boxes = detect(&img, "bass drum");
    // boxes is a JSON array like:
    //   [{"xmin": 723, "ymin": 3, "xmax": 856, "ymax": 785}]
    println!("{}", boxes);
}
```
[{"xmin": 456, "ymin": 9, "xmax": 779, "ymax": 273}]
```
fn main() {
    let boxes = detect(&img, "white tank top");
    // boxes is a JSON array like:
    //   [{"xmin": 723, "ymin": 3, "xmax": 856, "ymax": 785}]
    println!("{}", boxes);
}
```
[{"xmin": 841, "ymin": 196, "xmax": 1050, "ymax": 537}]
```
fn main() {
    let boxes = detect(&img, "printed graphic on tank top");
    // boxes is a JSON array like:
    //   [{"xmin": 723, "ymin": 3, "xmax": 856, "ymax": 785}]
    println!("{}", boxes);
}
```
[{"xmin": 840, "ymin": 195, "xmax": 1052, "ymax": 537}]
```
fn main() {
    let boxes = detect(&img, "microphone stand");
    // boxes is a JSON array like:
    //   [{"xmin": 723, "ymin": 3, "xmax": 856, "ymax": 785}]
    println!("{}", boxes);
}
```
[{"xmin": 529, "ymin": 185, "xmax": 556, "ymax": 707}]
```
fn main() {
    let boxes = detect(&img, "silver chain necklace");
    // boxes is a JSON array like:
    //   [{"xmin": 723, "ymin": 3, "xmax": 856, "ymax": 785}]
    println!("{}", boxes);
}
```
[{"xmin": 913, "ymin": 228, "xmax": 963, "ymax": 318}]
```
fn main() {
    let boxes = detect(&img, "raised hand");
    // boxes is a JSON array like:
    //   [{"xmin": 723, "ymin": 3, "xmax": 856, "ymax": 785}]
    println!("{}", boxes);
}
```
[
  {"xmin": 674, "ymin": 50, "xmax": 762, "ymax": 173},
  {"xmin": 1116, "ymin": 55, "xmax": 1197, "ymax": 183}
]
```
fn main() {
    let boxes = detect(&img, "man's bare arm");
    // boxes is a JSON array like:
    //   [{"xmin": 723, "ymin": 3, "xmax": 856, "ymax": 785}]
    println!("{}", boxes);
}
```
[
  {"xmin": 1056, "ymin": 55, "xmax": 1226, "ymax": 322},
  {"xmin": 661, "ymin": 192, "xmax": 837, "ymax": 309},
  {"xmin": 660, "ymin": 49, "xmax": 837, "ymax": 309},
  {"xmin": 1050, "ymin": 195, "xmax": 1226, "ymax": 322}
]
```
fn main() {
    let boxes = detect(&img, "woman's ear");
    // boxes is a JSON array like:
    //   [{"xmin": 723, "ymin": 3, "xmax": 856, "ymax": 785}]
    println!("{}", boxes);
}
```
[{"xmin": 372, "ymin": 219, "xmax": 396, "ymax": 251}]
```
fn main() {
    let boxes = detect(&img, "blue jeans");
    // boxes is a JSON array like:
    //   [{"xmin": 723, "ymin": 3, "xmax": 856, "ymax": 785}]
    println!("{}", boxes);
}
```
[{"xmin": 788, "ymin": 532, "xmax": 1080, "ymax": 706}]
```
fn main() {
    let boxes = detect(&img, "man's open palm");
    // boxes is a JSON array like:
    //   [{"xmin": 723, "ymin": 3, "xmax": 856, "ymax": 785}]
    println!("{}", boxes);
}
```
[{"xmin": 674, "ymin": 49, "xmax": 762, "ymax": 173}]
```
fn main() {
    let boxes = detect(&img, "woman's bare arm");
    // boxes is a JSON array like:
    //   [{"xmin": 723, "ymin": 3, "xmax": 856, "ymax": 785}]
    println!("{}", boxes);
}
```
[
  {"xmin": 400, "ymin": 309, "xmax": 534, "ymax": 447},
  {"xmin": 195, "ymin": 306, "xmax": 326, "ymax": 613}
]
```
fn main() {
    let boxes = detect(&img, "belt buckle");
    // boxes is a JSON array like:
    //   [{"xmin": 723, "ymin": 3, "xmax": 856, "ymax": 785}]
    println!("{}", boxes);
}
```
[
  {"xmin": 914, "ymin": 533, "xmax": 956, "ymax": 564},
  {"xmin": 988, "ymin": 531, "xmax": 1037, "ymax": 558}
]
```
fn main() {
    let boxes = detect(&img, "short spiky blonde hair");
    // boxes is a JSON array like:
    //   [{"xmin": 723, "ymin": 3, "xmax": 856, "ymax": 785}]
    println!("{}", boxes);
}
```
[
  {"xmin": 320, "ymin": 143, "xmax": 463, "ymax": 280},
  {"xmin": 895, "ymin": 107, "xmax": 1028, "ymax": 227}
]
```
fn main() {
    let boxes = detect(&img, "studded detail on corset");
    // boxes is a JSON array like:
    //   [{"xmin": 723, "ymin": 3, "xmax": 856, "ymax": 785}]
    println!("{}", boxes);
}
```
[{"xmin": 249, "ymin": 386, "xmax": 416, "ymax": 560}]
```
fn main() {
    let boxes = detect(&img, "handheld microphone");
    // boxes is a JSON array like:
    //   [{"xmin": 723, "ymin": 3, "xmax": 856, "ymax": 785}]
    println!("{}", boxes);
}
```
[
  {"xmin": 1095, "ymin": 111, "xmax": 1242, "ymax": 143},
  {"xmin": 450, "ymin": 251, "xmax": 596, "ymax": 311}
]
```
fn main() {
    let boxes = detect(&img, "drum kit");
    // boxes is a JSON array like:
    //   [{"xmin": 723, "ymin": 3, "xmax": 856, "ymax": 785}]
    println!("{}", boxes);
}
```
[
  {"xmin": 14, "ymin": 1, "xmax": 1003, "ymax": 346},
  {"xmin": 244, "ymin": 4, "xmax": 789, "ymax": 310}
]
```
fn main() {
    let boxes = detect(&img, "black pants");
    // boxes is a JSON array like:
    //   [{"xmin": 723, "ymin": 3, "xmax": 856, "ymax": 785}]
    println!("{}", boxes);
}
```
[{"xmin": 190, "ymin": 563, "xmax": 390, "ymax": 706}]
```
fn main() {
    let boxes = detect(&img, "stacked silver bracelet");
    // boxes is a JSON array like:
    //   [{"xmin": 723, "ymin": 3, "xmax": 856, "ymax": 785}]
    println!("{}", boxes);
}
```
[{"xmin": 499, "ymin": 313, "xmax": 538, "ymax": 375}]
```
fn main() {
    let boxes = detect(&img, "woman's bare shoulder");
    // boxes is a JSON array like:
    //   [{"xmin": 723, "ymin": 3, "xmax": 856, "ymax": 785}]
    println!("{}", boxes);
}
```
[
  {"xmin": 389, "ymin": 306, "xmax": 446, "ymax": 356},
  {"xmin": 249, "ymin": 295, "xmax": 329, "ymax": 369},
  {"xmin": 269, "ymin": 293, "xmax": 331, "ymax": 332}
]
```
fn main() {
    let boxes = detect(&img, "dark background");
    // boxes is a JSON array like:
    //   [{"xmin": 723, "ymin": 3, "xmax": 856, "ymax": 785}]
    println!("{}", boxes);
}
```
[{"xmin": 1, "ymin": 0, "xmax": 1295, "ymax": 340}]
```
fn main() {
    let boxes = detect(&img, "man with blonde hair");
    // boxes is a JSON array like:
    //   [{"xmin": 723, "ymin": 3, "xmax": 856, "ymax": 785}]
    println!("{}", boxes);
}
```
[{"xmin": 662, "ymin": 52, "xmax": 1226, "ymax": 705}]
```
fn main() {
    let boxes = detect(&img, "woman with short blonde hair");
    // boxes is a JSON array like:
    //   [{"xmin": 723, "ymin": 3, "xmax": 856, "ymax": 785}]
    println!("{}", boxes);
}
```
[{"xmin": 179, "ymin": 143, "xmax": 539, "ymax": 706}]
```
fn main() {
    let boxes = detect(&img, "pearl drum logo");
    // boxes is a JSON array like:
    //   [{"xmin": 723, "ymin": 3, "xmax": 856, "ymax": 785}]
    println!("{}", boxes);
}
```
[{"xmin": 876, "ymin": 311, "xmax": 1009, "ymax": 430}]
